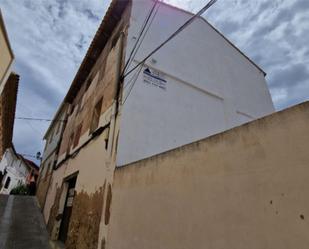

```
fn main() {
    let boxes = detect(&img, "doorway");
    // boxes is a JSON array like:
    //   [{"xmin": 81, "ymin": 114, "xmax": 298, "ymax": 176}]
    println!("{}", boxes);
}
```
[{"xmin": 58, "ymin": 175, "xmax": 77, "ymax": 243}]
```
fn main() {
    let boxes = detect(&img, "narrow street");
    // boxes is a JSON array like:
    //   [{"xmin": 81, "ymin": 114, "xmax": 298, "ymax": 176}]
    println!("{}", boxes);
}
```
[{"xmin": 0, "ymin": 195, "xmax": 50, "ymax": 249}]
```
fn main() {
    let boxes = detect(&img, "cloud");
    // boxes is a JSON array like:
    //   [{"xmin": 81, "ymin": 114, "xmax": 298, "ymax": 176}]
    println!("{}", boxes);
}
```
[
  {"xmin": 0, "ymin": 0, "xmax": 308, "ymax": 161},
  {"xmin": 165, "ymin": 0, "xmax": 309, "ymax": 111},
  {"xmin": 0, "ymin": 0, "xmax": 110, "ymax": 162}
]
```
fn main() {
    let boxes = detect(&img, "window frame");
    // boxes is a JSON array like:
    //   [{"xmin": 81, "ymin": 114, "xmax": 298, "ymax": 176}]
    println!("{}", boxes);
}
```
[{"xmin": 89, "ymin": 98, "xmax": 103, "ymax": 134}]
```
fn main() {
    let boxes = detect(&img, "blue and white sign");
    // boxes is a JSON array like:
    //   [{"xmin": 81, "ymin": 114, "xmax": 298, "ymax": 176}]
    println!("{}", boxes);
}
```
[{"xmin": 143, "ymin": 68, "xmax": 167, "ymax": 91}]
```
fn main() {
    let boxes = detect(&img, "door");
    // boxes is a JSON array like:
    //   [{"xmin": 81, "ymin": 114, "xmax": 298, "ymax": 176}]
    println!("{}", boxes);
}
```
[{"xmin": 58, "ymin": 176, "xmax": 77, "ymax": 243}]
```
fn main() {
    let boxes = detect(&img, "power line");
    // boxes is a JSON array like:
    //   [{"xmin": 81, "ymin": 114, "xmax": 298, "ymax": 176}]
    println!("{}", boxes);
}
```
[
  {"xmin": 123, "ymin": 0, "xmax": 218, "ymax": 79},
  {"xmin": 122, "ymin": 62, "xmax": 145, "ymax": 104},
  {"xmin": 20, "ymin": 153, "xmax": 38, "ymax": 159},
  {"xmin": 123, "ymin": 4, "xmax": 160, "ymax": 91},
  {"xmin": 121, "ymin": 1, "xmax": 160, "ymax": 104},
  {"xmin": 15, "ymin": 117, "xmax": 66, "ymax": 122},
  {"xmin": 25, "ymin": 120, "xmax": 41, "ymax": 134},
  {"xmin": 124, "ymin": 1, "xmax": 160, "ymax": 77},
  {"xmin": 121, "ymin": 0, "xmax": 160, "ymax": 76}
]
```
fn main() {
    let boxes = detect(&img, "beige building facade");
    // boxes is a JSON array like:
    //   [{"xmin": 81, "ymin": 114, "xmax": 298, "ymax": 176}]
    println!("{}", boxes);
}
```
[
  {"xmin": 0, "ymin": 9, "xmax": 18, "ymax": 161},
  {"xmin": 36, "ymin": 103, "xmax": 68, "ymax": 220},
  {"xmin": 41, "ymin": 2, "xmax": 130, "ymax": 248},
  {"xmin": 0, "ymin": 9, "xmax": 14, "ymax": 94},
  {"xmin": 38, "ymin": 1, "xmax": 282, "ymax": 249},
  {"xmin": 108, "ymin": 101, "xmax": 309, "ymax": 249}
]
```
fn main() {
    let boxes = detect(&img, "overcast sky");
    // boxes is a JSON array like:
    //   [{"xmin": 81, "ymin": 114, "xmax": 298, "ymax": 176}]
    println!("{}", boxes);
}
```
[{"xmin": 0, "ymin": 0, "xmax": 308, "ymax": 163}]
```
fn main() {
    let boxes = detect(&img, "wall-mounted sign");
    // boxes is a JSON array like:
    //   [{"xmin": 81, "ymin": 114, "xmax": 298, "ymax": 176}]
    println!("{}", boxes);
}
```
[{"xmin": 143, "ymin": 68, "xmax": 167, "ymax": 90}]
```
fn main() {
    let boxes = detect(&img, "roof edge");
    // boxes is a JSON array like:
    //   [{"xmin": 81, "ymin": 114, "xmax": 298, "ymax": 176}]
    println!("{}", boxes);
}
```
[
  {"xmin": 116, "ymin": 100, "xmax": 309, "ymax": 169},
  {"xmin": 155, "ymin": 0, "xmax": 266, "ymax": 76},
  {"xmin": 0, "ymin": 9, "xmax": 14, "ymax": 59},
  {"xmin": 43, "ymin": 102, "xmax": 67, "ymax": 140}
]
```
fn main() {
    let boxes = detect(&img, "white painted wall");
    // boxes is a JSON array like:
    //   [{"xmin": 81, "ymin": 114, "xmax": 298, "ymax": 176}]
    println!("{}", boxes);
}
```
[
  {"xmin": 42, "ymin": 106, "xmax": 67, "ymax": 162},
  {"xmin": 117, "ymin": 0, "xmax": 274, "ymax": 166},
  {"xmin": 0, "ymin": 148, "xmax": 30, "ymax": 194}
]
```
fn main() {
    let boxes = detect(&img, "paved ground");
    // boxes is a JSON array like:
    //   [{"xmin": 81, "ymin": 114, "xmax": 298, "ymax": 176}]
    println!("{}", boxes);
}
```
[{"xmin": 0, "ymin": 195, "xmax": 51, "ymax": 249}]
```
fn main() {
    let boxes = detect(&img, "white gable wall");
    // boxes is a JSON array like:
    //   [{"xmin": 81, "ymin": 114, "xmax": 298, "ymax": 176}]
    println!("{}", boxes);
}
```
[
  {"xmin": 0, "ymin": 148, "xmax": 30, "ymax": 194},
  {"xmin": 117, "ymin": 0, "xmax": 274, "ymax": 166}
]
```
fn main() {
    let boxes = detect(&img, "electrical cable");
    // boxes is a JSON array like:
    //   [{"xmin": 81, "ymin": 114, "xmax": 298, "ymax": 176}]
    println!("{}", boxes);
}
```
[
  {"xmin": 121, "ymin": 0, "xmax": 160, "ymax": 76},
  {"xmin": 122, "ymin": 62, "xmax": 145, "ymax": 104},
  {"xmin": 15, "ymin": 117, "xmax": 66, "ymax": 122},
  {"xmin": 124, "ymin": 1, "xmax": 160, "ymax": 77},
  {"xmin": 123, "ymin": 0, "xmax": 218, "ymax": 79},
  {"xmin": 122, "ymin": 1, "xmax": 161, "ymax": 102}
]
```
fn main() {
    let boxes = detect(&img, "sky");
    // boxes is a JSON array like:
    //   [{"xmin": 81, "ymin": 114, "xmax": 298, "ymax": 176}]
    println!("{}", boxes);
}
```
[{"xmin": 0, "ymin": 0, "xmax": 308, "ymax": 163}]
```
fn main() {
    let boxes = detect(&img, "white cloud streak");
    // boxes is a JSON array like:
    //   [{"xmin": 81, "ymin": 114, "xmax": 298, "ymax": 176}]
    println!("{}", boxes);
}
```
[{"xmin": 0, "ymin": 0, "xmax": 308, "ymax": 162}]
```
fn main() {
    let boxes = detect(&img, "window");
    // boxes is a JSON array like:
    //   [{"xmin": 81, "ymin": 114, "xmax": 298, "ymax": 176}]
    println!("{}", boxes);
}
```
[
  {"xmin": 90, "ymin": 98, "xmax": 103, "ymax": 134},
  {"xmin": 4, "ymin": 177, "xmax": 11, "ymax": 189},
  {"xmin": 49, "ymin": 131, "xmax": 54, "ymax": 144},
  {"xmin": 105, "ymin": 183, "xmax": 112, "ymax": 225},
  {"xmin": 56, "ymin": 119, "xmax": 61, "ymax": 134},
  {"xmin": 46, "ymin": 163, "xmax": 51, "ymax": 176},
  {"xmin": 77, "ymin": 97, "xmax": 83, "ymax": 113},
  {"xmin": 103, "ymin": 127, "xmax": 110, "ymax": 150},
  {"xmin": 73, "ymin": 124, "xmax": 82, "ymax": 148},
  {"xmin": 67, "ymin": 132, "xmax": 74, "ymax": 155},
  {"xmin": 85, "ymin": 76, "xmax": 93, "ymax": 91},
  {"xmin": 69, "ymin": 105, "xmax": 75, "ymax": 115},
  {"xmin": 111, "ymin": 33, "xmax": 120, "ymax": 48}
]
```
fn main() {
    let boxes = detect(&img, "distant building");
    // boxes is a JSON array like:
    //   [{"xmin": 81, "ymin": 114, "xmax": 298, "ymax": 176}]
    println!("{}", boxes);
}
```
[
  {"xmin": 0, "ymin": 147, "xmax": 39, "ymax": 195},
  {"xmin": 0, "ymin": 9, "xmax": 19, "ymax": 160},
  {"xmin": 38, "ymin": 0, "xmax": 274, "ymax": 247}
]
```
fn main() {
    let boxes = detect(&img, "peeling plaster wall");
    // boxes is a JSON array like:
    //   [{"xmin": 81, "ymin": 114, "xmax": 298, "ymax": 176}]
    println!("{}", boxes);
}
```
[
  {"xmin": 45, "ymin": 128, "xmax": 113, "ymax": 246},
  {"xmin": 44, "ymin": 4, "xmax": 131, "ymax": 247},
  {"xmin": 66, "ymin": 186, "xmax": 105, "ymax": 249},
  {"xmin": 58, "ymin": 5, "xmax": 130, "ymax": 160},
  {"xmin": 108, "ymin": 102, "xmax": 309, "ymax": 249},
  {"xmin": 36, "ymin": 151, "xmax": 56, "ymax": 211}
]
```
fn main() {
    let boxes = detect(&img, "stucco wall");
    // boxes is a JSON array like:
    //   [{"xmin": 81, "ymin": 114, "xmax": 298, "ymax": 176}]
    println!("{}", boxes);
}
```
[
  {"xmin": 36, "ymin": 151, "xmax": 56, "ymax": 214},
  {"xmin": 108, "ymin": 101, "xmax": 309, "ymax": 249},
  {"xmin": 47, "ymin": 133, "xmax": 111, "ymax": 248},
  {"xmin": 44, "ymin": 3, "xmax": 131, "ymax": 248},
  {"xmin": 0, "ymin": 11, "xmax": 14, "ymax": 93},
  {"xmin": 0, "ymin": 148, "xmax": 30, "ymax": 194},
  {"xmin": 117, "ymin": 0, "xmax": 274, "ymax": 166},
  {"xmin": 57, "ymin": 10, "xmax": 128, "ymax": 159},
  {"xmin": 42, "ymin": 105, "xmax": 68, "ymax": 162}
]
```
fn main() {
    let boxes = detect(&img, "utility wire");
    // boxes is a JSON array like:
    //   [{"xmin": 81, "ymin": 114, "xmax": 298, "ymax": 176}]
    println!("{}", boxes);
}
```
[
  {"xmin": 122, "ymin": 62, "xmax": 145, "ymax": 104},
  {"xmin": 122, "ymin": 1, "xmax": 160, "ymax": 102},
  {"xmin": 15, "ymin": 117, "xmax": 66, "ymax": 122},
  {"xmin": 124, "ymin": 2, "xmax": 160, "ymax": 78},
  {"xmin": 20, "ymin": 153, "xmax": 38, "ymax": 159},
  {"xmin": 25, "ymin": 120, "xmax": 41, "ymax": 134},
  {"xmin": 121, "ymin": 0, "xmax": 160, "ymax": 76},
  {"xmin": 123, "ymin": 0, "xmax": 218, "ymax": 79}
]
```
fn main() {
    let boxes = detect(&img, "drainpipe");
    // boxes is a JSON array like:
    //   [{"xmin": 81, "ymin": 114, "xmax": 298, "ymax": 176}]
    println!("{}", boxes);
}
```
[
  {"xmin": 108, "ymin": 31, "xmax": 125, "ymax": 158},
  {"xmin": 115, "ymin": 31, "xmax": 125, "ymax": 112}
]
